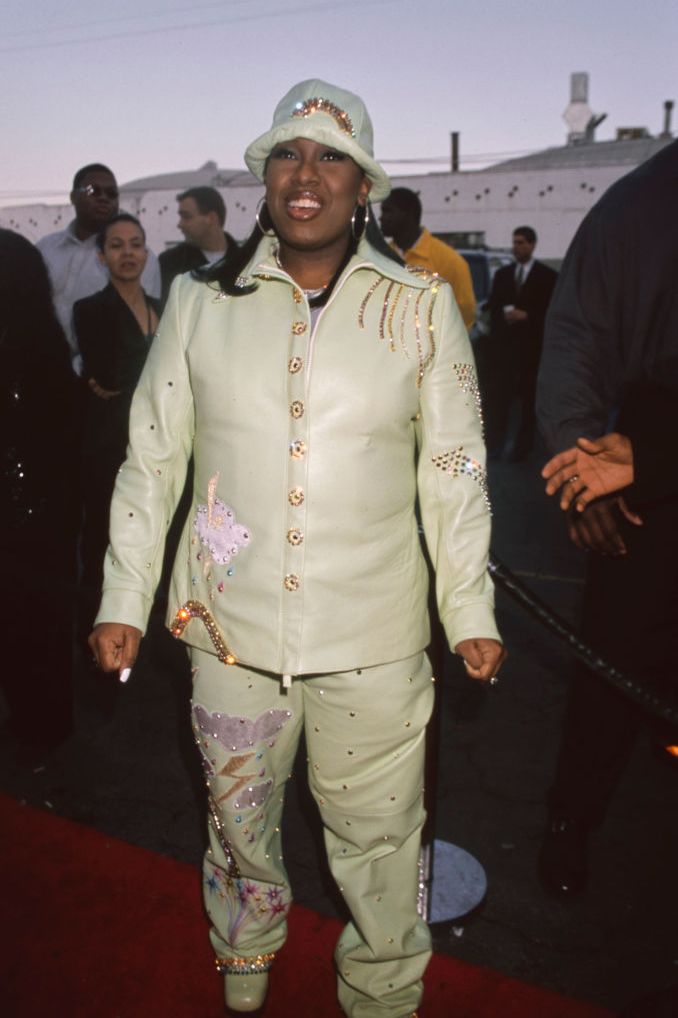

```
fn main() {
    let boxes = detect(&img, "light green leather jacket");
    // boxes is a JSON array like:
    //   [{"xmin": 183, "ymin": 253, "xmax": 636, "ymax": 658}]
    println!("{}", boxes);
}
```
[{"xmin": 96, "ymin": 235, "xmax": 500, "ymax": 674}]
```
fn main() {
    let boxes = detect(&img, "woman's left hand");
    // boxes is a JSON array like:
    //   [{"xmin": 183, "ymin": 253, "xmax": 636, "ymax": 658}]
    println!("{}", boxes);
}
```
[{"xmin": 455, "ymin": 638, "xmax": 507, "ymax": 683}]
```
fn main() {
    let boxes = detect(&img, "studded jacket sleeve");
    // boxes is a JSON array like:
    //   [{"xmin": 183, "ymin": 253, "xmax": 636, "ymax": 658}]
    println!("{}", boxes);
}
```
[{"xmin": 416, "ymin": 282, "xmax": 500, "ymax": 649}]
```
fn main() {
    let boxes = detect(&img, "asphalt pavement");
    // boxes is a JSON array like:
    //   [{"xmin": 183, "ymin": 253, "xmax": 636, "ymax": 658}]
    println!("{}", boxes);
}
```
[{"xmin": 1, "ymin": 440, "xmax": 676, "ymax": 1016}]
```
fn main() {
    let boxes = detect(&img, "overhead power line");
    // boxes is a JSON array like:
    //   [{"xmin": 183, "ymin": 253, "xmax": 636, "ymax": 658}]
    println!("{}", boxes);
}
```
[
  {"xmin": 0, "ymin": 0, "xmax": 394, "ymax": 53},
  {"xmin": 1, "ymin": 0, "xmax": 254, "ymax": 40}
]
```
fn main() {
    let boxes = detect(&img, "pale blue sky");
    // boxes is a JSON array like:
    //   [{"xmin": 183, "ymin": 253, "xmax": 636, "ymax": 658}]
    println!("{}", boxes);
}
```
[{"xmin": 1, "ymin": 0, "xmax": 675, "ymax": 205}]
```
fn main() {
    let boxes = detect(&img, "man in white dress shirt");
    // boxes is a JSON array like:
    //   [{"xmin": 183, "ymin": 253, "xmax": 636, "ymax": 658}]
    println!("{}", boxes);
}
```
[{"xmin": 37, "ymin": 163, "xmax": 161, "ymax": 372}]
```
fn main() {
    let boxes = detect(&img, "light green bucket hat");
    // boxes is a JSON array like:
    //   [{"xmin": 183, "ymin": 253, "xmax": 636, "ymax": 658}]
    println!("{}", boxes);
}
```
[{"xmin": 244, "ymin": 79, "xmax": 391, "ymax": 202}]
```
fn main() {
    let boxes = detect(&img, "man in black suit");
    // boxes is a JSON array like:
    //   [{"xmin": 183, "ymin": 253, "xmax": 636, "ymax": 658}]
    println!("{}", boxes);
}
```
[
  {"xmin": 158, "ymin": 186, "xmax": 238, "ymax": 307},
  {"xmin": 481, "ymin": 226, "xmax": 557, "ymax": 460}
]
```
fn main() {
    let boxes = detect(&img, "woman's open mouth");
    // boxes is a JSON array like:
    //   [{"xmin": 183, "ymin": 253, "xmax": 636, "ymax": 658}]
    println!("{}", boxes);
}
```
[{"xmin": 286, "ymin": 193, "xmax": 322, "ymax": 220}]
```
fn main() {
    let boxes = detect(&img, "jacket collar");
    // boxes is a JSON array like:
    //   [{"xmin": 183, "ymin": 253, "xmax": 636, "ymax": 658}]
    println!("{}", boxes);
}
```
[{"xmin": 242, "ymin": 234, "xmax": 434, "ymax": 292}]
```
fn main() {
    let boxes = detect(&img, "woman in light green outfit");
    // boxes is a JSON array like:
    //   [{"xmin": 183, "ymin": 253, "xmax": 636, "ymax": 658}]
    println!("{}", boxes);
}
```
[{"xmin": 90, "ymin": 80, "xmax": 505, "ymax": 1017}]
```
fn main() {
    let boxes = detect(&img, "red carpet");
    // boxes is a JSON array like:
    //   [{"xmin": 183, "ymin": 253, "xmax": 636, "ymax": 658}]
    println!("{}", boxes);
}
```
[{"xmin": 1, "ymin": 793, "xmax": 612, "ymax": 1017}]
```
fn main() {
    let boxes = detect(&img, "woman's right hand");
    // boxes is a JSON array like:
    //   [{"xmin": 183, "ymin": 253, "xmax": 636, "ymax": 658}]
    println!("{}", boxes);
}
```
[
  {"xmin": 455, "ymin": 638, "xmax": 507, "ymax": 683},
  {"xmin": 89, "ymin": 623, "xmax": 142, "ymax": 674}
]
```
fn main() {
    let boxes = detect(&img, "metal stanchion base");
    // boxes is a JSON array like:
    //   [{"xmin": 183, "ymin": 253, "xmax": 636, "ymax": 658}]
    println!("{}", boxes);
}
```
[{"xmin": 426, "ymin": 839, "xmax": 487, "ymax": 924}]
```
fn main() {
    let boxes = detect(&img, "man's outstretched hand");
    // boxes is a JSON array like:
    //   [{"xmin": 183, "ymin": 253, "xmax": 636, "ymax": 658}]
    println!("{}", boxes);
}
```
[{"xmin": 542, "ymin": 433, "xmax": 634, "ymax": 511}]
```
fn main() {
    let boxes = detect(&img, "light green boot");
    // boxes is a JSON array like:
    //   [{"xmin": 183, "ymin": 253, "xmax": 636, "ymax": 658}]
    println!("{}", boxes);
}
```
[{"xmin": 224, "ymin": 971, "xmax": 268, "ymax": 1013}]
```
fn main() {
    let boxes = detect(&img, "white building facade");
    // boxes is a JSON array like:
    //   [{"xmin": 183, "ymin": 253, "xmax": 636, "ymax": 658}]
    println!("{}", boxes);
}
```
[{"xmin": 0, "ymin": 137, "xmax": 671, "ymax": 263}]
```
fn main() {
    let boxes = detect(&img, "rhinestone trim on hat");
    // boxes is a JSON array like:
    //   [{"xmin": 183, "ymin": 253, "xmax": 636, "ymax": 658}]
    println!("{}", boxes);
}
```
[{"xmin": 292, "ymin": 97, "xmax": 355, "ymax": 137}]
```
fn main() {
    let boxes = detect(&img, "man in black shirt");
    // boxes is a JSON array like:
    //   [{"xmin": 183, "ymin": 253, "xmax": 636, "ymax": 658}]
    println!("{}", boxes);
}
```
[
  {"xmin": 536, "ymin": 140, "xmax": 678, "ymax": 896},
  {"xmin": 484, "ymin": 226, "xmax": 557, "ymax": 460},
  {"xmin": 158, "ymin": 186, "xmax": 238, "ymax": 307}
]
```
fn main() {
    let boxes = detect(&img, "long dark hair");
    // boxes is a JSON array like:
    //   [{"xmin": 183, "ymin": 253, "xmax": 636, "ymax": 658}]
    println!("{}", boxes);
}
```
[
  {"xmin": 0, "ymin": 228, "xmax": 65, "ymax": 343},
  {"xmin": 96, "ymin": 212, "xmax": 146, "ymax": 251},
  {"xmin": 195, "ymin": 202, "xmax": 402, "ymax": 304}
]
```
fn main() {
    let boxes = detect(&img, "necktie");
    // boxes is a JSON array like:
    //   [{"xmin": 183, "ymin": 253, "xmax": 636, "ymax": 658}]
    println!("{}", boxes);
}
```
[{"xmin": 515, "ymin": 265, "xmax": 524, "ymax": 293}]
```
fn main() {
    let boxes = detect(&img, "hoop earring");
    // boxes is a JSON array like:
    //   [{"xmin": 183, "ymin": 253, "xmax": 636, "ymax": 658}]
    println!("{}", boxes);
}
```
[
  {"xmin": 351, "ymin": 201, "xmax": 369, "ymax": 240},
  {"xmin": 255, "ymin": 196, "xmax": 276, "ymax": 237}
]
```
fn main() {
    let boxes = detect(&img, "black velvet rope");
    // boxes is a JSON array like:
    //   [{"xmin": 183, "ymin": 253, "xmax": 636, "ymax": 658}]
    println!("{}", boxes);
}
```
[{"xmin": 488, "ymin": 553, "xmax": 678, "ymax": 727}]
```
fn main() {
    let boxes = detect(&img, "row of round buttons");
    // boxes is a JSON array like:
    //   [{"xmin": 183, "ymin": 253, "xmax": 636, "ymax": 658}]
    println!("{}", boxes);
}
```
[{"xmin": 285, "ymin": 315, "xmax": 308, "ymax": 595}]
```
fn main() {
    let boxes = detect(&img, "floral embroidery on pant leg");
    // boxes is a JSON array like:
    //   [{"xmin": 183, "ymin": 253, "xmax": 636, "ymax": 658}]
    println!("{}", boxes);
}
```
[{"xmin": 205, "ymin": 864, "xmax": 290, "ymax": 944}]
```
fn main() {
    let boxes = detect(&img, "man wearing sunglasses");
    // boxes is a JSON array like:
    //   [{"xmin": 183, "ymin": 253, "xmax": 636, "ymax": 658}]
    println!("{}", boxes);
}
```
[{"xmin": 37, "ymin": 163, "xmax": 161, "ymax": 372}]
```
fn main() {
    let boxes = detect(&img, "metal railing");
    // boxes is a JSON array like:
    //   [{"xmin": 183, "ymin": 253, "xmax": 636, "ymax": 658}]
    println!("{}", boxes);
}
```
[{"xmin": 488, "ymin": 553, "xmax": 678, "ymax": 727}]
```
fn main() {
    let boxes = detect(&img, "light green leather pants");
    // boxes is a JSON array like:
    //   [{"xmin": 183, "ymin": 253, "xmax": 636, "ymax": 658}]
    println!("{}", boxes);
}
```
[{"xmin": 190, "ymin": 647, "xmax": 434, "ymax": 1017}]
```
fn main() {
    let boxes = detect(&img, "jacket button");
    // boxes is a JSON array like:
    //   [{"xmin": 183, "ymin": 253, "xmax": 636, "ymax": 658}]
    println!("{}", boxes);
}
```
[
  {"xmin": 290, "ymin": 400, "xmax": 304, "ymax": 419},
  {"xmin": 288, "ymin": 487, "xmax": 305, "ymax": 506},
  {"xmin": 288, "ymin": 356, "xmax": 303, "ymax": 374},
  {"xmin": 287, "ymin": 528, "xmax": 303, "ymax": 546},
  {"xmin": 293, "ymin": 288, "xmax": 303, "ymax": 303},
  {"xmin": 291, "ymin": 321, "xmax": 307, "ymax": 335},
  {"xmin": 290, "ymin": 439, "xmax": 307, "ymax": 459},
  {"xmin": 284, "ymin": 574, "xmax": 300, "ymax": 591}
]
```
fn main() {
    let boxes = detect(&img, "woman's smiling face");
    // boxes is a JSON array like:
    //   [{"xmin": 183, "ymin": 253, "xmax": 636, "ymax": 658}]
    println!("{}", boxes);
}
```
[{"xmin": 264, "ymin": 137, "xmax": 370, "ymax": 257}]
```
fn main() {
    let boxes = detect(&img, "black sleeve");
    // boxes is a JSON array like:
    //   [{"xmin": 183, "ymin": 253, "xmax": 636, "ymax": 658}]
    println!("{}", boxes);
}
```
[
  {"xmin": 627, "ymin": 440, "xmax": 673, "ymax": 504},
  {"xmin": 536, "ymin": 210, "xmax": 622, "ymax": 453},
  {"xmin": 488, "ymin": 267, "xmax": 509, "ymax": 335},
  {"xmin": 526, "ymin": 264, "xmax": 558, "ymax": 336},
  {"xmin": 158, "ymin": 250, "xmax": 175, "ymax": 311},
  {"xmin": 74, "ymin": 297, "xmax": 109, "ymax": 384},
  {"xmin": 619, "ymin": 379, "xmax": 678, "ymax": 505}
]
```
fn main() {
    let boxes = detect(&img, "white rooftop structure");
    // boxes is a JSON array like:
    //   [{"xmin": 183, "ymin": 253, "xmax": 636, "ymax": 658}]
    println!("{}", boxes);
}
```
[{"xmin": 121, "ymin": 160, "xmax": 255, "ymax": 193}]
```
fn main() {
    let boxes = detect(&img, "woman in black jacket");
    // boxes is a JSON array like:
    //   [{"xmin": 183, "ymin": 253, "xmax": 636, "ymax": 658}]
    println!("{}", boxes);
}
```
[{"xmin": 74, "ymin": 213, "xmax": 160, "ymax": 633}]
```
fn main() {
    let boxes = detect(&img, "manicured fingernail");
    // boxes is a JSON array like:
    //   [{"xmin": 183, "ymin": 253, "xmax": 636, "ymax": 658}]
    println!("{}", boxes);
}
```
[{"xmin": 119, "ymin": 667, "xmax": 131, "ymax": 684}]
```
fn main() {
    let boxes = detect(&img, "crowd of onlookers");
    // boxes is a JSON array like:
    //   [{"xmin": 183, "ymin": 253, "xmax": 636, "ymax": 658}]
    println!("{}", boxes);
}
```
[{"xmin": 0, "ymin": 165, "xmax": 239, "ymax": 758}]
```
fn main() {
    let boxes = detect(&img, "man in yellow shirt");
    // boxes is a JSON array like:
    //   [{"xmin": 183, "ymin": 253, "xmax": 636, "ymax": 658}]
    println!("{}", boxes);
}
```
[{"xmin": 380, "ymin": 187, "xmax": 476, "ymax": 330}]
